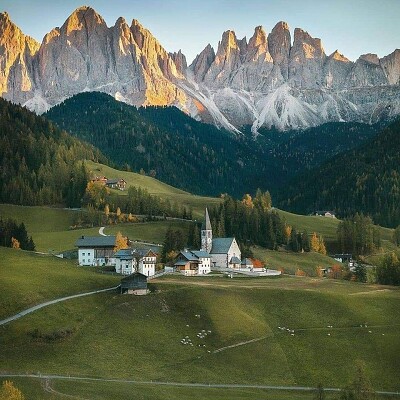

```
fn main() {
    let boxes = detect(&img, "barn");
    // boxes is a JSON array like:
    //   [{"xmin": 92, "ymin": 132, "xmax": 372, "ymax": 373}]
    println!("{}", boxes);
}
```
[{"xmin": 120, "ymin": 272, "xmax": 148, "ymax": 295}]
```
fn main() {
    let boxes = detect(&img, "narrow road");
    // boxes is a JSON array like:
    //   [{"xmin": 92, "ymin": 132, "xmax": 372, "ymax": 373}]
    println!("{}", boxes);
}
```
[
  {"xmin": 99, "ymin": 227, "xmax": 161, "ymax": 247},
  {"xmin": 0, "ymin": 286, "xmax": 119, "ymax": 327},
  {"xmin": 0, "ymin": 374, "xmax": 398, "ymax": 396}
]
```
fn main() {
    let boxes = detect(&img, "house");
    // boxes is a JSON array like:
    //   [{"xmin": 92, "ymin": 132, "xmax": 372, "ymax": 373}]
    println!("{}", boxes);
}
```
[
  {"xmin": 106, "ymin": 178, "xmax": 127, "ymax": 191},
  {"xmin": 75, "ymin": 235, "xmax": 116, "ymax": 266},
  {"xmin": 314, "ymin": 210, "xmax": 336, "ymax": 218},
  {"xmin": 174, "ymin": 250, "xmax": 211, "ymax": 275},
  {"xmin": 91, "ymin": 176, "xmax": 108, "ymax": 185},
  {"xmin": 120, "ymin": 272, "xmax": 148, "ymax": 295},
  {"xmin": 115, "ymin": 249, "xmax": 137, "ymax": 275},
  {"xmin": 115, "ymin": 248, "xmax": 157, "ymax": 277},
  {"xmin": 201, "ymin": 208, "xmax": 241, "ymax": 268},
  {"xmin": 333, "ymin": 253, "xmax": 353, "ymax": 264},
  {"xmin": 135, "ymin": 249, "xmax": 157, "ymax": 277},
  {"xmin": 174, "ymin": 251, "xmax": 201, "ymax": 276}
]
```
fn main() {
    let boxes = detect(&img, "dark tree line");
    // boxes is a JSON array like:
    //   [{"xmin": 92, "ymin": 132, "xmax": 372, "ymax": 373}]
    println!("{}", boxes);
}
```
[
  {"xmin": 0, "ymin": 98, "xmax": 105, "ymax": 207},
  {"xmin": 337, "ymin": 214, "xmax": 381, "ymax": 256},
  {"xmin": 209, "ymin": 191, "xmax": 287, "ymax": 250},
  {"xmin": 0, "ymin": 219, "xmax": 35, "ymax": 250}
]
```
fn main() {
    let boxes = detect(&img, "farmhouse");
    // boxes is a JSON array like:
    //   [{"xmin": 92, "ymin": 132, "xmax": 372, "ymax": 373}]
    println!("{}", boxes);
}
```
[
  {"xmin": 174, "ymin": 250, "xmax": 211, "ymax": 275},
  {"xmin": 120, "ymin": 272, "xmax": 148, "ymax": 295},
  {"xmin": 115, "ymin": 248, "xmax": 157, "ymax": 276},
  {"xmin": 75, "ymin": 235, "xmax": 116, "ymax": 266},
  {"xmin": 313, "ymin": 210, "xmax": 336, "ymax": 218},
  {"xmin": 106, "ymin": 178, "xmax": 127, "ymax": 191},
  {"xmin": 135, "ymin": 248, "xmax": 157, "ymax": 277},
  {"xmin": 90, "ymin": 176, "xmax": 108, "ymax": 185}
]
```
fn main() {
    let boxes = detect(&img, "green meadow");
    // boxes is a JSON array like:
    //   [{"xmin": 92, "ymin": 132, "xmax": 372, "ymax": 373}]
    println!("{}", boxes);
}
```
[
  {"xmin": 0, "ymin": 247, "xmax": 119, "ymax": 319},
  {"xmin": 1, "ymin": 272, "xmax": 399, "ymax": 399}
]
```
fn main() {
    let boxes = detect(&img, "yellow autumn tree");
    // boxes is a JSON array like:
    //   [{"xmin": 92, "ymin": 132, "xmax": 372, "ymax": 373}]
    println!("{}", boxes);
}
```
[
  {"xmin": 295, "ymin": 268, "xmax": 306, "ymax": 277},
  {"xmin": 0, "ymin": 380, "xmax": 25, "ymax": 400},
  {"xmin": 318, "ymin": 235, "xmax": 327, "ymax": 255},
  {"xmin": 114, "ymin": 231, "xmax": 129, "ymax": 252},
  {"xmin": 284, "ymin": 225, "xmax": 292, "ymax": 243},
  {"xmin": 310, "ymin": 232, "xmax": 320, "ymax": 252},
  {"xmin": 104, "ymin": 204, "xmax": 110, "ymax": 217},
  {"xmin": 310, "ymin": 232, "xmax": 327, "ymax": 255},
  {"xmin": 241, "ymin": 194, "xmax": 254, "ymax": 208},
  {"xmin": 11, "ymin": 237, "xmax": 20, "ymax": 249}
]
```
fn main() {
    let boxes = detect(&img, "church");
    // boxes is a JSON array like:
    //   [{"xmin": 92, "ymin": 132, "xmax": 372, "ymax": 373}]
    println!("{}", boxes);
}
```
[
  {"xmin": 201, "ymin": 208, "xmax": 241, "ymax": 269},
  {"xmin": 175, "ymin": 208, "xmax": 241, "ymax": 274}
]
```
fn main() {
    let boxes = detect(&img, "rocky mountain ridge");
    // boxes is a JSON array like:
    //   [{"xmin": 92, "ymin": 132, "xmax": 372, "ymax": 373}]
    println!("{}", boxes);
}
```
[{"xmin": 1, "ymin": 6, "xmax": 400, "ymax": 131}]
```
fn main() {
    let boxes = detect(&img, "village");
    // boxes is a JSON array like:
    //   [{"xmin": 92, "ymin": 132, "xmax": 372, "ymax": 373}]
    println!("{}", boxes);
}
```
[{"xmin": 75, "ymin": 208, "xmax": 284, "ymax": 294}]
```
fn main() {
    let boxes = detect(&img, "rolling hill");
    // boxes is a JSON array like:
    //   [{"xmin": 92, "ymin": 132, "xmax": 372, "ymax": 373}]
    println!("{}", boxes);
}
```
[{"xmin": 280, "ymin": 118, "xmax": 400, "ymax": 227}]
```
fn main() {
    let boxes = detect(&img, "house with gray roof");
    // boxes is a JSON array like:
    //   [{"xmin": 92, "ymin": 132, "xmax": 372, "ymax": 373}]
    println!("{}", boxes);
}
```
[
  {"xmin": 75, "ymin": 235, "xmax": 116, "ymax": 266},
  {"xmin": 115, "ymin": 248, "xmax": 158, "ymax": 276}
]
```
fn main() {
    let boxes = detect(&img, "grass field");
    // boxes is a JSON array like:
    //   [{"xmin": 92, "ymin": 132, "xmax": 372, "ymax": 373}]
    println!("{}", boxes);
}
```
[
  {"xmin": 252, "ymin": 246, "xmax": 338, "ymax": 276},
  {"xmin": 1, "ymin": 274, "xmax": 399, "ymax": 398},
  {"xmin": 86, "ymin": 160, "xmax": 221, "ymax": 218},
  {"xmin": 0, "ymin": 247, "xmax": 119, "ymax": 319}
]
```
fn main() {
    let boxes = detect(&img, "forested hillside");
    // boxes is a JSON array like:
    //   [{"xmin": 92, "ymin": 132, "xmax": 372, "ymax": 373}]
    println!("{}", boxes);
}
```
[
  {"xmin": 45, "ymin": 92, "xmax": 379, "ymax": 197},
  {"xmin": 0, "ymin": 98, "xmax": 105, "ymax": 207},
  {"xmin": 279, "ymin": 118, "xmax": 400, "ymax": 227}
]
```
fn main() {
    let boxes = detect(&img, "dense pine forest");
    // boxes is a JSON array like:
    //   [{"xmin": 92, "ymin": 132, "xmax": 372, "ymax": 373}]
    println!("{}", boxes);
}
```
[
  {"xmin": 279, "ymin": 118, "xmax": 400, "ymax": 227},
  {"xmin": 45, "ymin": 92, "xmax": 380, "ymax": 197},
  {"xmin": 0, "ymin": 98, "xmax": 105, "ymax": 207}
]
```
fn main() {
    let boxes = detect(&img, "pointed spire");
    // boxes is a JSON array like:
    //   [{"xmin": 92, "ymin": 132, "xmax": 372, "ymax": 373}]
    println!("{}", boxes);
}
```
[{"xmin": 202, "ymin": 208, "xmax": 212, "ymax": 230}]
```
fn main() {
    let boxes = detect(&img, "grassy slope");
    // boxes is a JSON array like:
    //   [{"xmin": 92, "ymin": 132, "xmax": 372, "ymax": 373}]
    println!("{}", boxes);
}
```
[
  {"xmin": 86, "ymin": 160, "xmax": 221, "ymax": 218},
  {"xmin": 0, "ymin": 247, "xmax": 119, "ymax": 319},
  {"xmin": 1, "ymin": 276, "xmax": 399, "ymax": 396}
]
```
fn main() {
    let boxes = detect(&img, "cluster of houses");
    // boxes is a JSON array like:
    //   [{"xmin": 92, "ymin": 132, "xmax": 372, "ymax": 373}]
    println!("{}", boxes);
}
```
[
  {"xmin": 91, "ymin": 176, "xmax": 127, "ymax": 191},
  {"xmin": 312, "ymin": 210, "xmax": 336, "ymax": 218},
  {"xmin": 75, "ymin": 235, "xmax": 157, "ymax": 277},
  {"xmin": 75, "ymin": 208, "xmax": 277, "ymax": 287}
]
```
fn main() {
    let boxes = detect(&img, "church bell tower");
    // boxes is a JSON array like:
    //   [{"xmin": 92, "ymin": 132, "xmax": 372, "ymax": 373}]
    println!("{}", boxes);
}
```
[{"xmin": 201, "ymin": 208, "xmax": 212, "ymax": 253}]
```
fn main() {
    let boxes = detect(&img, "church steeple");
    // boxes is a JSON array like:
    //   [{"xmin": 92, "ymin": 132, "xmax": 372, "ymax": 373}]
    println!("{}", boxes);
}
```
[{"xmin": 201, "ymin": 208, "xmax": 212, "ymax": 253}]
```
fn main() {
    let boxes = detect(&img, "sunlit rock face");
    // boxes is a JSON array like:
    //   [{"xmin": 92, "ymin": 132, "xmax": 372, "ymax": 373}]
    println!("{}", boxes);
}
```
[{"xmin": 1, "ymin": 7, "xmax": 400, "ymax": 131}]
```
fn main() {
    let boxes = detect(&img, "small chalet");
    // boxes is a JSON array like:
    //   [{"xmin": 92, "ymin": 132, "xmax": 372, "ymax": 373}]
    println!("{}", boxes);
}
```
[
  {"xmin": 174, "ymin": 250, "xmax": 211, "ymax": 276},
  {"xmin": 333, "ymin": 253, "xmax": 354, "ymax": 267},
  {"xmin": 314, "ymin": 210, "xmax": 336, "ymax": 218},
  {"xmin": 120, "ymin": 272, "xmax": 148, "ymax": 295},
  {"xmin": 106, "ymin": 178, "xmax": 127, "ymax": 191},
  {"xmin": 75, "ymin": 235, "xmax": 116, "ymax": 266},
  {"xmin": 175, "ymin": 251, "xmax": 201, "ymax": 276},
  {"xmin": 91, "ymin": 176, "xmax": 108, "ymax": 185},
  {"xmin": 135, "ymin": 249, "xmax": 157, "ymax": 277}
]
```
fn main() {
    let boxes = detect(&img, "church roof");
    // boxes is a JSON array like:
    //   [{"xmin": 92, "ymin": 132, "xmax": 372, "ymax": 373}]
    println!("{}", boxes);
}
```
[
  {"xmin": 211, "ymin": 238, "xmax": 235, "ymax": 254},
  {"xmin": 201, "ymin": 208, "xmax": 212, "ymax": 230}
]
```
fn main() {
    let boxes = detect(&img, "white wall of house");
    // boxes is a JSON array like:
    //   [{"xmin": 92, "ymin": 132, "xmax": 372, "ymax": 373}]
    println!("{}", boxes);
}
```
[
  {"xmin": 78, "ymin": 249, "xmax": 116, "ymax": 267},
  {"xmin": 115, "ymin": 258, "xmax": 136, "ymax": 275},
  {"xmin": 198, "ymin": 257, "xmax": 211, "ymax": 274},
  {"xmin": 78, "ymin": 248, "xmax": 94, "ymax": 266},
  {"xmin": 138, "ymin": 256, "xmax": 156, "ymax": 277}
]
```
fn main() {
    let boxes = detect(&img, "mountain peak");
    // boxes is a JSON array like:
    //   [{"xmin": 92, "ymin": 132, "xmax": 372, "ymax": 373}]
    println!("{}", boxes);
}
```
[
  {"xmin": 249, "ymin": 25, "xmax": 267, "ymax": 48},
  {"xmin": 62, "ymin": 6, "xmax": 107, "ymax": 35},
  {"xmin": 329, "ymin": 50, "xmax": 350, "ymax": 62}
]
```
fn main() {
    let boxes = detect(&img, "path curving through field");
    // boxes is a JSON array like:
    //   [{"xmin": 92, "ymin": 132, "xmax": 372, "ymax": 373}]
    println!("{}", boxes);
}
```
[
  {"xmin": 0, "ymin": 373, "xmax": 399, "ymax": 396},
  {"xmin": 0, "ymin": 286, "xmax": 119, "ymax": 327}
]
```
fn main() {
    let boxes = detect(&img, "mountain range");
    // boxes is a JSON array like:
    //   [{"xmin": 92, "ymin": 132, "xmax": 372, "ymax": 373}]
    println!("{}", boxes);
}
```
[{"xmin": 1, "ymin": 6, "xmax": 400, "ymax": 131}]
